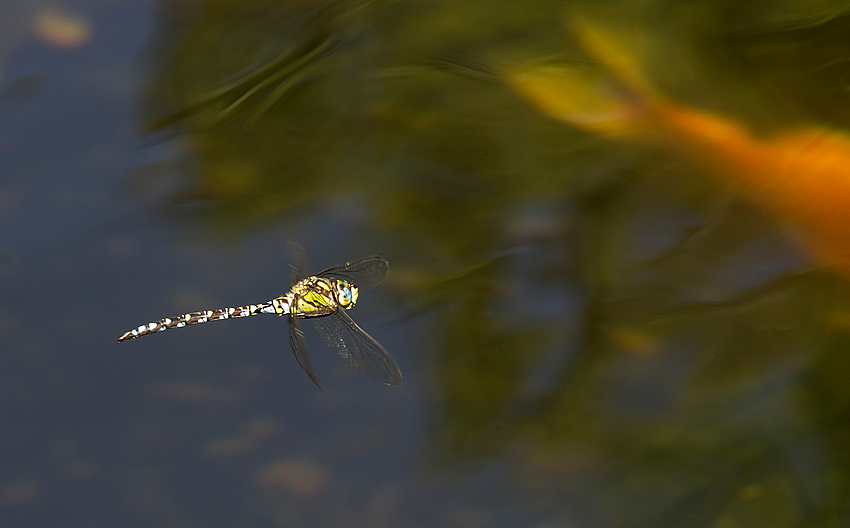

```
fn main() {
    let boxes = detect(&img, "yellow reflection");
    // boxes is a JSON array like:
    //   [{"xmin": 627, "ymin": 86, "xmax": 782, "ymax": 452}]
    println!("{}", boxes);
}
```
[
  {"xmin": 145, "ymin": 382, "xmax": 242, "ymax": 404},
  {"xmin": 609, "ymin": 327, "xmax": 660, "ymax": 357},
  {"xmin": 1, "ymin": 479, "xmax": 39, "ymax": 506},
  {"xmin": 204, "ymin": 418, "xmax": 280, "ymax": 457},
  {"xmin": 255, "ymin": 458, "xmax": 329, "ymax": 497},
  {"xmin": 33, "ymin": 10, "xmax": 92, "ymax": 49}
]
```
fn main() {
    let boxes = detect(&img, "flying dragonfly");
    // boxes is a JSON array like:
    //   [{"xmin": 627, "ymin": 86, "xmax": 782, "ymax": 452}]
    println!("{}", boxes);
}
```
[{"xmin": 117, "ymin": 256, "xmax": 402, "ymax": 390}]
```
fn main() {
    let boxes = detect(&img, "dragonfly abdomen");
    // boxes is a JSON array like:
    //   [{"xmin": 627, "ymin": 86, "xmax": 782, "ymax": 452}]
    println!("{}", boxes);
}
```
[{"xmin": 117, "ymin": 299, "xmax": 289, "ymax": 343}]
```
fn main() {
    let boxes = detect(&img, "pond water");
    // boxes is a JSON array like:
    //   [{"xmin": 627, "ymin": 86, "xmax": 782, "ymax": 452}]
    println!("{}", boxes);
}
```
[{"xmin": 4, "ymin": 1, "xmax": 850, "ymax": 527}]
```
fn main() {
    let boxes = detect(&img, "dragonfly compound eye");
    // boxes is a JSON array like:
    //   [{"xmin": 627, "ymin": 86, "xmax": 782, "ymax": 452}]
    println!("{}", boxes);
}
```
[
  {"xmin": 336, "ymin": 283, "xmax": 351, "ymax": 306},
  {"xmin": 334, "ymin": 281, "xmax": 359, "ymax": 309}
]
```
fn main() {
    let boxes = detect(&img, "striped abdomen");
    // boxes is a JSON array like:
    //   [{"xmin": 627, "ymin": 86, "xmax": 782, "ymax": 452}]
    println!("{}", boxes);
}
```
[{"xmin": 117, "ymin": 298, "xmax": 289, "ymax": 343}]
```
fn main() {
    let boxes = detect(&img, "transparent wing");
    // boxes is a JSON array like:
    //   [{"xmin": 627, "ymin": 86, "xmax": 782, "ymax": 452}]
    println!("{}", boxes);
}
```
[
  {"xmin": 289, "ymin": 317, "xmax": 325, "ymax": 392},
  {"xmin": 316, "ymin": 256, "xmax": 389, "ymax": 291},
  {"xmin": 287, "ymin": 241, "xmax": 310, "ymax": 287},
  {"xmin": 311, "ymin": 309, "xmax": 402, "ymax": 386}
]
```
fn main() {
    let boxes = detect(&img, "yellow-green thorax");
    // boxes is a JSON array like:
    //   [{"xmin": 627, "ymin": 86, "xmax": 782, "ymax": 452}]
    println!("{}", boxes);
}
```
[{"xmin": 271, "ymin": 277, "xmax": 359, "ymax": 318}]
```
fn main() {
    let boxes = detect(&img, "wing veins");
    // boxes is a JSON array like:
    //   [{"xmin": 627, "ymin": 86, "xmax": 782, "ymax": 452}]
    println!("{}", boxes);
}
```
[
  {"xmin": 312, "ymin": 310, "xmax": 402, "ymax": 386},
  {"xmin": 289, "ymin": 318, "xmax": 326, "ymax": 392}
]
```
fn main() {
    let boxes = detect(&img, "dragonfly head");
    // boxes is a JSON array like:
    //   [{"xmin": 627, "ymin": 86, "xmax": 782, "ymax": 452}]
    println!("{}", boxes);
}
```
[{"xmin": 334, "ymin": 280, "xmax": 359, "ymax": 310}]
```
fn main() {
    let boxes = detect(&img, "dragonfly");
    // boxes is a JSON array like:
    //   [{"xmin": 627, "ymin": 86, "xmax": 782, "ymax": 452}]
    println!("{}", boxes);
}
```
[{"xmin": 117, "ymin": 255, "xmax": 402, "ymax": 389}]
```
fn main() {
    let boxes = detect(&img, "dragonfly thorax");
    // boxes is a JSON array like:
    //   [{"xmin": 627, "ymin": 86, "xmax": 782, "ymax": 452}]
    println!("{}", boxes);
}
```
[{"xmin": 286, "ymin": 277, "xmax": 359, "ymax": 318}]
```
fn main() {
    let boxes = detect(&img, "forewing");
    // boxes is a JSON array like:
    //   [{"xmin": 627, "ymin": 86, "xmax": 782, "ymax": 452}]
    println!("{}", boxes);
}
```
[
  {"xmin": 316, "ymin": 256, "xmax": 389, "ymax": 291},
  {"xmin": 312, "ymin": 310, "xmax": 402, "ymax": 386},
  {"xmin": 289, "ymin": 317, "xmax": 325, "ymax": 392}
]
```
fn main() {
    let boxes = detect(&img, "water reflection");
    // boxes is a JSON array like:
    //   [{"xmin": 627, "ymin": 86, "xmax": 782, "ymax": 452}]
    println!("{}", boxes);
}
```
[
  {"xmin": 6, "ymin": 0, "xmax": 850, "ymax": 526},
  {"xmin": 138, "ymin": 0, "xmax": 850, "ymax": 525},
  {"xmin": 508, "ymin": 17, "xmax": 850, "ymax": 280}
]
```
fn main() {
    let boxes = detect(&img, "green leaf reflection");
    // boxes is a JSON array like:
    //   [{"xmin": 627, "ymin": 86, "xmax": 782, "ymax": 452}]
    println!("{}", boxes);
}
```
[{"xmin": 139, "ymin": 0, "xmax": 850, "ymax": 525}]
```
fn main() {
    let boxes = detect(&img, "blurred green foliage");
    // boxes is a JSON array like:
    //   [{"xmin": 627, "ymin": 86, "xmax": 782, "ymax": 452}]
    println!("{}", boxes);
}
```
[{"xmin": 141, "ymin": 0, "xmax": 850, "ymax": 525}]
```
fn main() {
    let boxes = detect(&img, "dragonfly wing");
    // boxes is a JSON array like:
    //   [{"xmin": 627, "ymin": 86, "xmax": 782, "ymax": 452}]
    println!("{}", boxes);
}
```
[
  {"xmin": 289, "ymin": 317, "xmax": 325, "ymax": 392},
  {"xmin": 316, "ymin": 256, "xmax": 389, "ymax": 291},
  {"xmin": 312, "ymin": 310, "xmax": 402, "ymax": 386},
  {"xmin": 287, "ymin": 241, "xmax": 310, "ymax": 287}
]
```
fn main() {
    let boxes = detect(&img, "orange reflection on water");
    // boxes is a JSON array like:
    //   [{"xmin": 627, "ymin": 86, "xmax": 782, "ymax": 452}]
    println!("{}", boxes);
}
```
[{"xmin": 508, "ymin": 21, "xmax": 850, "ymax": 279}]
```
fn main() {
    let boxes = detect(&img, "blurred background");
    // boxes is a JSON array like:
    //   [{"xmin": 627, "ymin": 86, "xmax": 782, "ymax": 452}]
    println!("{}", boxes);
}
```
[{"xmin": 4, "ymin": 0, "xmax": 850, "ymax": 526}]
